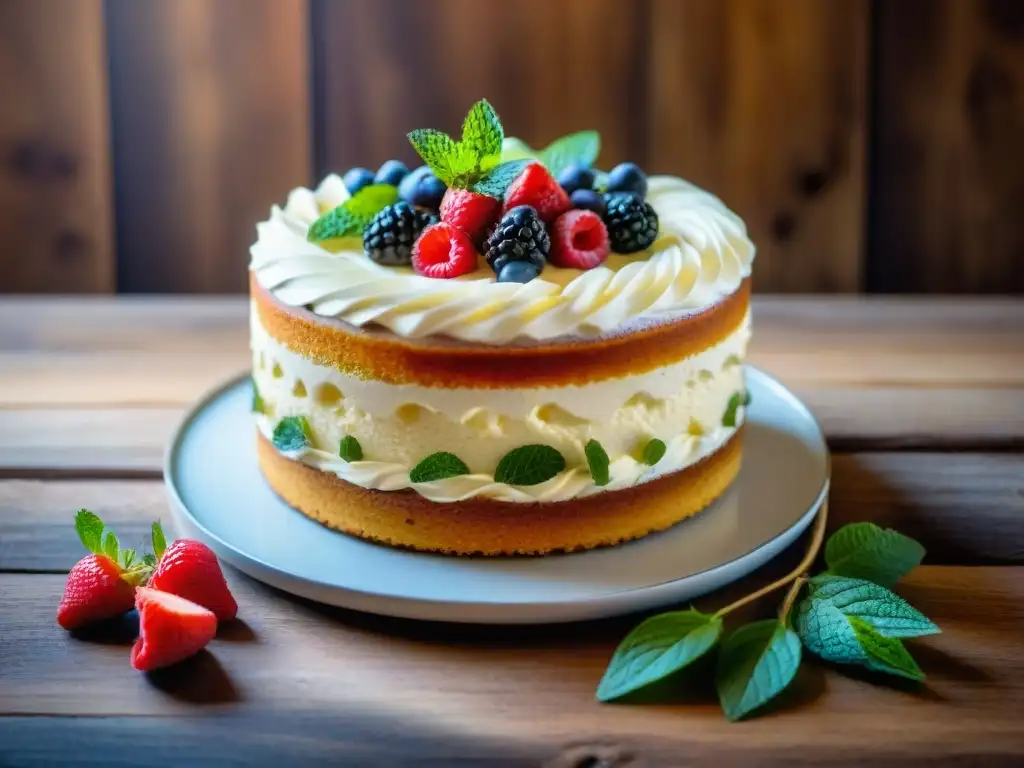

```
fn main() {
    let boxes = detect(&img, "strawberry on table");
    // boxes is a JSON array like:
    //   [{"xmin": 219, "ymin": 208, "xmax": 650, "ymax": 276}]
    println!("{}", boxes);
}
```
[
  {"xmin": 130, "ymin": 587, "xmax": 218, "ymax": 671},
  {"xmin": 56, "ymin": 510, "xmax": 150, "ymax": 630},
  {"xmin": 503, "ymin": 163, "xmax": 571, "ymax": 225},
  {"xmin": 148, "ymin": 524, "xmax": 238, "ymax": 621}
]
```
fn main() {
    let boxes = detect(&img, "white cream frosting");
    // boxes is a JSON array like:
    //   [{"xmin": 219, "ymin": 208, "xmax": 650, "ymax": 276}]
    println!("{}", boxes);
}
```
[
  {"xmin": 252, "ymin": 309, "xmax": 749, "ymax": 503},
  {"xmin": 249, "ymin": 174, "xmax": 755, "ymax": 345}
]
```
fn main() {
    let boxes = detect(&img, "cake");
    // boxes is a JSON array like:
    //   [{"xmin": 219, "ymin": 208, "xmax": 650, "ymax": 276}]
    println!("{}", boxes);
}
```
[{"xmin": 249, "ymin": 100, "xmax": 754, "ymax": 556}]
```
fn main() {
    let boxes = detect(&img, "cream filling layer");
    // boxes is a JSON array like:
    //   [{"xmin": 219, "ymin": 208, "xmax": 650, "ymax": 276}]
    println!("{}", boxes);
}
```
[{"xmin": 252, "ymin": 317, "xmax": 749, "ymax": 503}]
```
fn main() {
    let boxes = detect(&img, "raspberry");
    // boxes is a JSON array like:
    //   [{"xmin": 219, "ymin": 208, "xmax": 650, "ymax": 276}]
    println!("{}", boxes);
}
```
[
  {"xmin": 502, "ymin": 163, "xmax": 571, "ymax": 225},
  {"xmin": 412, "ymin": 222, "xmax": 478, "ymax": 279},
  {"xmin": 439, "ymin": 188, "xmax": 501, "ymax": 245},
  {"xmin": 549, "ymin": 210, "xmax": 610, "ymax": 270}
]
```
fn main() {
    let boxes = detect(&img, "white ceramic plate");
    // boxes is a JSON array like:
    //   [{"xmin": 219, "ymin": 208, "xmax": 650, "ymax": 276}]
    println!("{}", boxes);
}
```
[{"xmin": 165, "ymin": 367, "xmax": 829, "ymax": 624}]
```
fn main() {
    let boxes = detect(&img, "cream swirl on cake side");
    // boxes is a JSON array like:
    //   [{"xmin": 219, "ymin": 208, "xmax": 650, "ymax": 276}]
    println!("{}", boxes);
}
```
[{"xmin": 249, "ymin": 175, "xmax": 755, "ymax": 344}]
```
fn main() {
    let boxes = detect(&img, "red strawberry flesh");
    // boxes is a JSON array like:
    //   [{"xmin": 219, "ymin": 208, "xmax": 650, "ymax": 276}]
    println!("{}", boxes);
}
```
[
  {"xmin": 131, "ymin": 587, "xmax": 218, "ymax": 671},
  {"xmin": 148, "ymin": 539, "xmax": 238, "ymax": 621}
]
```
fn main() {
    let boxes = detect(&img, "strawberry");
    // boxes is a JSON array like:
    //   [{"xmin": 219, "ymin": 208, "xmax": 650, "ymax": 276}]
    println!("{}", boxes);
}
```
[
  {"xmin": 502, "ymin": 163, "xmax": 571, "ymax": 225},
  {"xmin": 549, "ymin": 209, "xmax": 611, "ymax": 270},
  {"xmin": 412, "ymin": 222, "xmax": 478, "ymax": 279},
  {"xmin": 148, "ymin": 534, "xmax": 238, "ymax": 621},
  {"xmin": 56, "ymin": 509, "xmax": 150, "ymax": 630},
  {"xmin": 131, "ymin": 587, "xmax": 218, "ymax": 671},
  {"xmin": 439, "ymin": 188, "xmax": 501, "ymax": 246}
]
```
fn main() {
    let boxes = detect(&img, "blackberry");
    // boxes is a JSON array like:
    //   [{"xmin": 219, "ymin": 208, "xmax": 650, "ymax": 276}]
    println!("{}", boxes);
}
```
[
  {"xmin": 603, "ymin": 193, "xmax": 658, "ymax": 254},
  {"xmin": 363, "ymin": 202, "xmax": 433, "ymax": 266},
  {"xmin": 483, "ymin": 205, "xmax": 550, "ymax": 274}
]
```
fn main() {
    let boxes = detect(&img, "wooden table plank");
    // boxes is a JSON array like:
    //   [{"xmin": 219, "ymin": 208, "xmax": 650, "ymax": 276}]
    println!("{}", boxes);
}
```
[
  {"xmin": 3, "ymin": 450, "xmax": 1022, "ymax": 572},
  {"xmin": 1, "ymin": 568, "xmax": 1022, "ymax": 765}
]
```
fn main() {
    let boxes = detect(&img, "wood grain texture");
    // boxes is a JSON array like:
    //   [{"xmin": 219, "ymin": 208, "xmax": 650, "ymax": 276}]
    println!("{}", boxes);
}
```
[
  {"xmin": 105, "ymin": 0, "xmax": 311, "ymax": 293},
  {"xmin": 1, "ymin": 569, "xmax": 1022, "ymax": 765},
  {"xmin": 871, "ymin": 0, "xmax": 1024, "ymax": 293},
  {"xmin": 0, "ymin": 0, "xmax": 113, "ymax": 293},
  {"xmin": 648, "ymin": 0, "xmax": 868, "ymax": 292},
  {"xmin": 316, "ymin": 0, "xmax": 647, "ymax": 175}
]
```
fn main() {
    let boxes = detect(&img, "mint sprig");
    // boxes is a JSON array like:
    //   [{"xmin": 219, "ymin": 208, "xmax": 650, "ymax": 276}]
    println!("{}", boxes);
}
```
[
  {"xmin": 272, "ymin": 416, "xmax": 312, "ymax": 453},
  {"xmin": 598, "ymin": 521, "xmax": 939, "ymax": 720},
  {"xmin": 307, "ymin": 184, "xmax": 398, "ymax": 242},
  {"xmin": 824, "ymin": 522, "xmax": 925, "ymax": 587},
  {"xmin": 75, "ymin": 509, "xmax": 105, "ymax": 555},
  {"xmin": 410, "ymin": 452, "xmax": 470, "ymax": 483},
  {"xmin": 722, "ymin": 390, "xmax": 752, "ymax": 428},
  {"xmin": 460, "ymin": 99, "xmax": 503, "ymax": 172},
  {"xmin": 584, "ymin": 439, "xmax": 610, "ymax": 487},
  {"xmin": 501, "ymin": 131, "xmax": 602, "ymax": 177},
  {"xmin": 494, "ymin": 444, "xmax": 565, "ymax": 486},
  {"xmin": 338, "ymin": 435, "xmax": 363, "ymax": 462},
  {"xmin": 408, "ymin": 99, "xmax": 508, "ymax": 193},
  {"xmin": 72, "ymin": 509, "xmax": 161, "ymax": 584},
  {"xmin": 641, "ymin": 438, "xmax": 666, "ymax": 466},
  {"xmin": 470, "ymin": 159, "xmax": 530, "ymax": 198}
]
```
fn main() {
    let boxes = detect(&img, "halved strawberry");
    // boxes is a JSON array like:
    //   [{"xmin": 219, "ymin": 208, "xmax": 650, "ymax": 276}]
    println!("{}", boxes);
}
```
[
  {"xmin": 549, "ymin": 209, "xmax": 611, "ymax": 270},
  {"xmin": 412, "ymin": 222, "xmax": 478, "ymax": 279},
  {"xmin": 131, "ymin": 587, "xmax": 218, "ymax": 671},
  {"xmin": 439, "ymin": 188, "xmax": 501, "ymax": 246},
  {"xmin": 502, "ymin": 163, "xmax": 571, "ymax": 225},
  {"xmin": 148, "ymin": 535, "xmax": 238, "ymax": 621}
]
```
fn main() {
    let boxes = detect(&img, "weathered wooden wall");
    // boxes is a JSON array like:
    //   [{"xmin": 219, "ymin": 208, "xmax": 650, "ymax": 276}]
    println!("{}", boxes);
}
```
[{"xmin": 0, "ymin": 0, "xmax": 1021, "ymax": 294}]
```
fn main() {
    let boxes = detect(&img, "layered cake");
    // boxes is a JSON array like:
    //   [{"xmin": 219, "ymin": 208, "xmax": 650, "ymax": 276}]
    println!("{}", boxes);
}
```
[{"xmin": 249, "ymin": 100, "xmax": 754, "ymax": 555}]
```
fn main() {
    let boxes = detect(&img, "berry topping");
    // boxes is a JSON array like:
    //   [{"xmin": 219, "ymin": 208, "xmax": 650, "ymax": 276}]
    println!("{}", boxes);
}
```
[
  {"xmin": 398, "ymin": 165, "xmax": 430, "ymax": 201},
  {"xmin": 605, "ymin": 162, "xmax": 648, "ymax": 199},
  {"xmin": 603, "ymin": 193, "xmax": 659, "ymax": 253},
  {"xmin": 439, "ymin": 188, "xmax": 502, "ymax": 245},
  {"xmin": 570, "ymin": 188, "xmax": 607, "ymax": 217},
  {"xmin": 130, "ymin": 587, "xmax": 218, "ymax": 672},
  {"xmin": 342, "ymin": 167, "xmax": 376, "ymax": 195},
  {"xmin": 549, "ymin": 209, "xmax": 610, "ymax": 270},
  {"xmin": 57, "ymin": 554, "xmax": 136, "ymax": 630},
  {"xmin": 412, "ymin": 222, "xmax": 478, "ymax": 279},
  {"xmin": 497, "ymin": 260, "xmax": 541, "ymax": 284},
  {"xmin": 484, "ymin": 205, "xmax": 550, "ymax": 275},
  {"xmin": 374, "ymin": 160, "xmax": 410, "ymax": 186},
  {"xmin": 148, "ymin": 536, "xmax": 238, "ymax": 621},
  {"xmin": 557, "ymin": 163, "xmax": 596, "ymax": 196},
  {"xmin": 502, "ymin": 163, "xmax": 571, "ymax": 225},
  {"xmin": 399, "ymin": 166, "xmax": 447, "ymax": 210},
  {"xmin": 363, "ymin": 201, "xmax": 434, "ymax": 266}
]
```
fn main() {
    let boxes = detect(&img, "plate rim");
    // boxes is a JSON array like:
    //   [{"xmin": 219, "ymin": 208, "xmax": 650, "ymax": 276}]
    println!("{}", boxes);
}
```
[{"xmin": 164, "ymin": 367, "xmax": 831, "ymax": 623}]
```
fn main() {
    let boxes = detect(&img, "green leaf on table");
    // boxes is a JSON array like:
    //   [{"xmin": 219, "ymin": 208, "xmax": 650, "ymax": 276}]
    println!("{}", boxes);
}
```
[
  {"xmin": 75, "ymin": 509, "xmax": 105, "ymax": 555},
  {"xmin": 410, "ymin": 452, "xmax": 470, "ymax": 483},
  {"xmin": 470, "ymin": 159, "xmax": 530, "ymax": 198},
  {"xmin": 716, "ymin": 619, "xmax": 802, "ymax": 721},
  {"xmin": 338, "ymin": 435, "xmax": 363, "ymax": 462},
  {"xmin": 151, "ymin": 521, "xmax": 167, "ymax": 560},
  {"xmin": 539, "ymin": 131, "xmax": 601, "ymax": 176},
  {"xmin": 848, "ymin": 616, "xmax": 925, "ymax": 681},
  {"xmin": 807, "ymin": 575, "xmax": 940, "ymax": 638},
  {"xmin": 273, "ymin": 416, "xmax": 312, "ymax": 453},
  {"xmin": 494, "ymin": 445, "xmax": 566, "ymax": 486},
  {"xmin": 722, "ymin": 391, "xmax": 750, "ymax": 428},
  {"xmin": 461, "ymin": 98, "xmax": 503, "ymax": 172},
  {"xmin": 584, "ymin": 439, "xmax": 610, "ymax": 487},
  {"xmin": 641, "ymin": 438, "xmax": 666, "ymax": 466},
  {"xmin": 102, "ymin": 531, "xmax": 119, "ymax": 562},
  {"xmin": 597, "ymin": 609, "xmax": 722, "ymax": 702},
  {"xmin": 307, "ymin": 184, "xmax": 399, "ymax": 241},
  {"xmin": 824, "ymin": 522, "xmax": 926, "ymax": 587}
]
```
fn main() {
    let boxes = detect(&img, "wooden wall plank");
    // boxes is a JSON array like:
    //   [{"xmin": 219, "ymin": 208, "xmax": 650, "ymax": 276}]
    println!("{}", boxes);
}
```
[
  {"xmin": 648, "ymin": 0, "xmax": 868, "ymax": 292},
  {"xmin": 106, "ymin": 0, "xmax": 311, "ymax": 293},
  {"xmin": 316, "ymin": 0, "xmax": 648, "ymax": 176},
  {"xmin": 871, "ymin": 0, "xmax": 1024, "ymax": 293},
  {"xmin": 0, "ymin": 0, "xmax": 113, "ymax": 293}
]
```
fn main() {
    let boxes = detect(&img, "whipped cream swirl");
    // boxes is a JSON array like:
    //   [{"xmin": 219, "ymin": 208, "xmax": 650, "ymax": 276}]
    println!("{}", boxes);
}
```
[{"xmin": 250, "ymin": 175, "xmax": 754, "ymax": 345}]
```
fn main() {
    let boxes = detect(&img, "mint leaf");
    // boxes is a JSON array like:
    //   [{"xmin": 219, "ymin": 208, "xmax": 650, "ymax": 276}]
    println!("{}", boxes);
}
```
[
  {"xmin": 151, "ymin": 521, "xmax": 166, "ymax": 560},
  {"xmin": 848, "ymin": 616, "xmax": 925, "ymax": 681},
  {"xmin": 641, "ymin": 438, "xmax": 666, "ymax": 466},
  {"xmin": 273, "ymin": 416, "xmax": 312, "ymax": 453},
  {"xmin": 795, "ymin": 599, "xmax": 868, "ymax": 665},
  {"xmin": 722, "ymin": 391, "xmax": 749, "ymax": 428},
  {"xmin": 584, "ymin": 439, "xmax": 610, "ymax": 487},
  {"xmin": 410, "ymin": 452, "xmax": 470, "ymax": 483},
  {"xmin": 494, "ymin": 444, "xmax": 566, "ymax": 486},
  {"xmin": 716, "ymin": 619, "xmax": 802, "ymax": 721},
  {"xmin": 307, "ymin": 184, "xmax": 398, "ymax": 241},
  {"xmin": 461, "ymin": 99, "xmax": 503, "ymax": 171},
  {"xmin": 500, "ymin": 137, "xmax": 539, "ymax": 163},
  {"xmin": 252, "ymin": 377, "xmax": 265, "ymax": 414},
  {"xmin": 539, "ymin": 131, "xmax": 601, "ymax": 176},
  {"xmin": 597, "ymin": 609, "xmax": 722, "ymax": 702},
  {"xmin": 75, "ymin": 509, "xmax": 104, "ymax": 554},
  {"xmin": 408, "ymin": 129, "xmax": 482, "ymax": 188},
  {"xmin": 338, "ymin": 435, "xmax": 363, "ymax": 462},
  {"xmin": 470, "ymin": 159, "xmax": 530, "ymax": 198},
  {"xmin": 824, "ymin": 522, "xmax": 926, "ymax": 587},
  {"xmin": 807, "ymin": 575, "xmax": 939, "ymax": 638},
  {"xmin": 102, "ymin": 531, "xmax": 119, "ymax": 562}
]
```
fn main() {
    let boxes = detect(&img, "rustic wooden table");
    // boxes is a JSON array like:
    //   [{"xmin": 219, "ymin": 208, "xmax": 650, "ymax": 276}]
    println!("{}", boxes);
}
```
[{"xmin": 1, "ymin": 296, "xmax": 1022, "ymax": 766}]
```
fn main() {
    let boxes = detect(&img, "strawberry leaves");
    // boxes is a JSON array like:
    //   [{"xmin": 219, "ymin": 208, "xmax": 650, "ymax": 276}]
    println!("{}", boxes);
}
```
[
  {"xmin": 75, "ymin": 509, "xmax": 105, "ymax": 554},
  {"xmin": 73, "ymin": 509, "xmax": 163, "ymax": 583},
  {"xmin": 152, "ymin": 521, "xmax": 167, "ymax": 560}
]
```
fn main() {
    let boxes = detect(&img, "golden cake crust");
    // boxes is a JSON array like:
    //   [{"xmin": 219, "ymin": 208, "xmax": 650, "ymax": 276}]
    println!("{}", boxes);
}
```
[{"xmin": 256, "ymin": 427, "xmax": 743, "ymax": 556}]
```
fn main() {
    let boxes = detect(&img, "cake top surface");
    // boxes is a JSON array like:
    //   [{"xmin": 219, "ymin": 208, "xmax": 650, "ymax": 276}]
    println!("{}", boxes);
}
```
[{"xmin": 250, "ymin": 100, "xmax": 755, "ymax": 345}]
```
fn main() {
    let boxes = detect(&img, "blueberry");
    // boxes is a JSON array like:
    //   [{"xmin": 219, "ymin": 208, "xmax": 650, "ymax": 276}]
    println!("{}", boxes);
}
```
[
  {"xmin": 570, "ymin": 188, "xmax": 606, "ymax": 217},
  {"xmin": 606, "ymin": 162, "xmax": 648, "ymax": 199},
  {"xmin": 343, "ymin": 167, "xmax": 376, "ymax": 195},
  {"xmin": 497, "ymin": 260, "xmax": 541, "ymax": 284},
  {"xmin": 414, "ymin": 174, "xmax": 447, "ymax": 210},
  {"xmin": 398, "ymin": 165, "xmax": 431, "ymax": 203},
  {"xmin": 375, "ymin": 160, "xmax": 410, "ymax": 186},
  {"xmin": 557, "ymin": 163, "xmax": 596, "ymax": 196}
]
